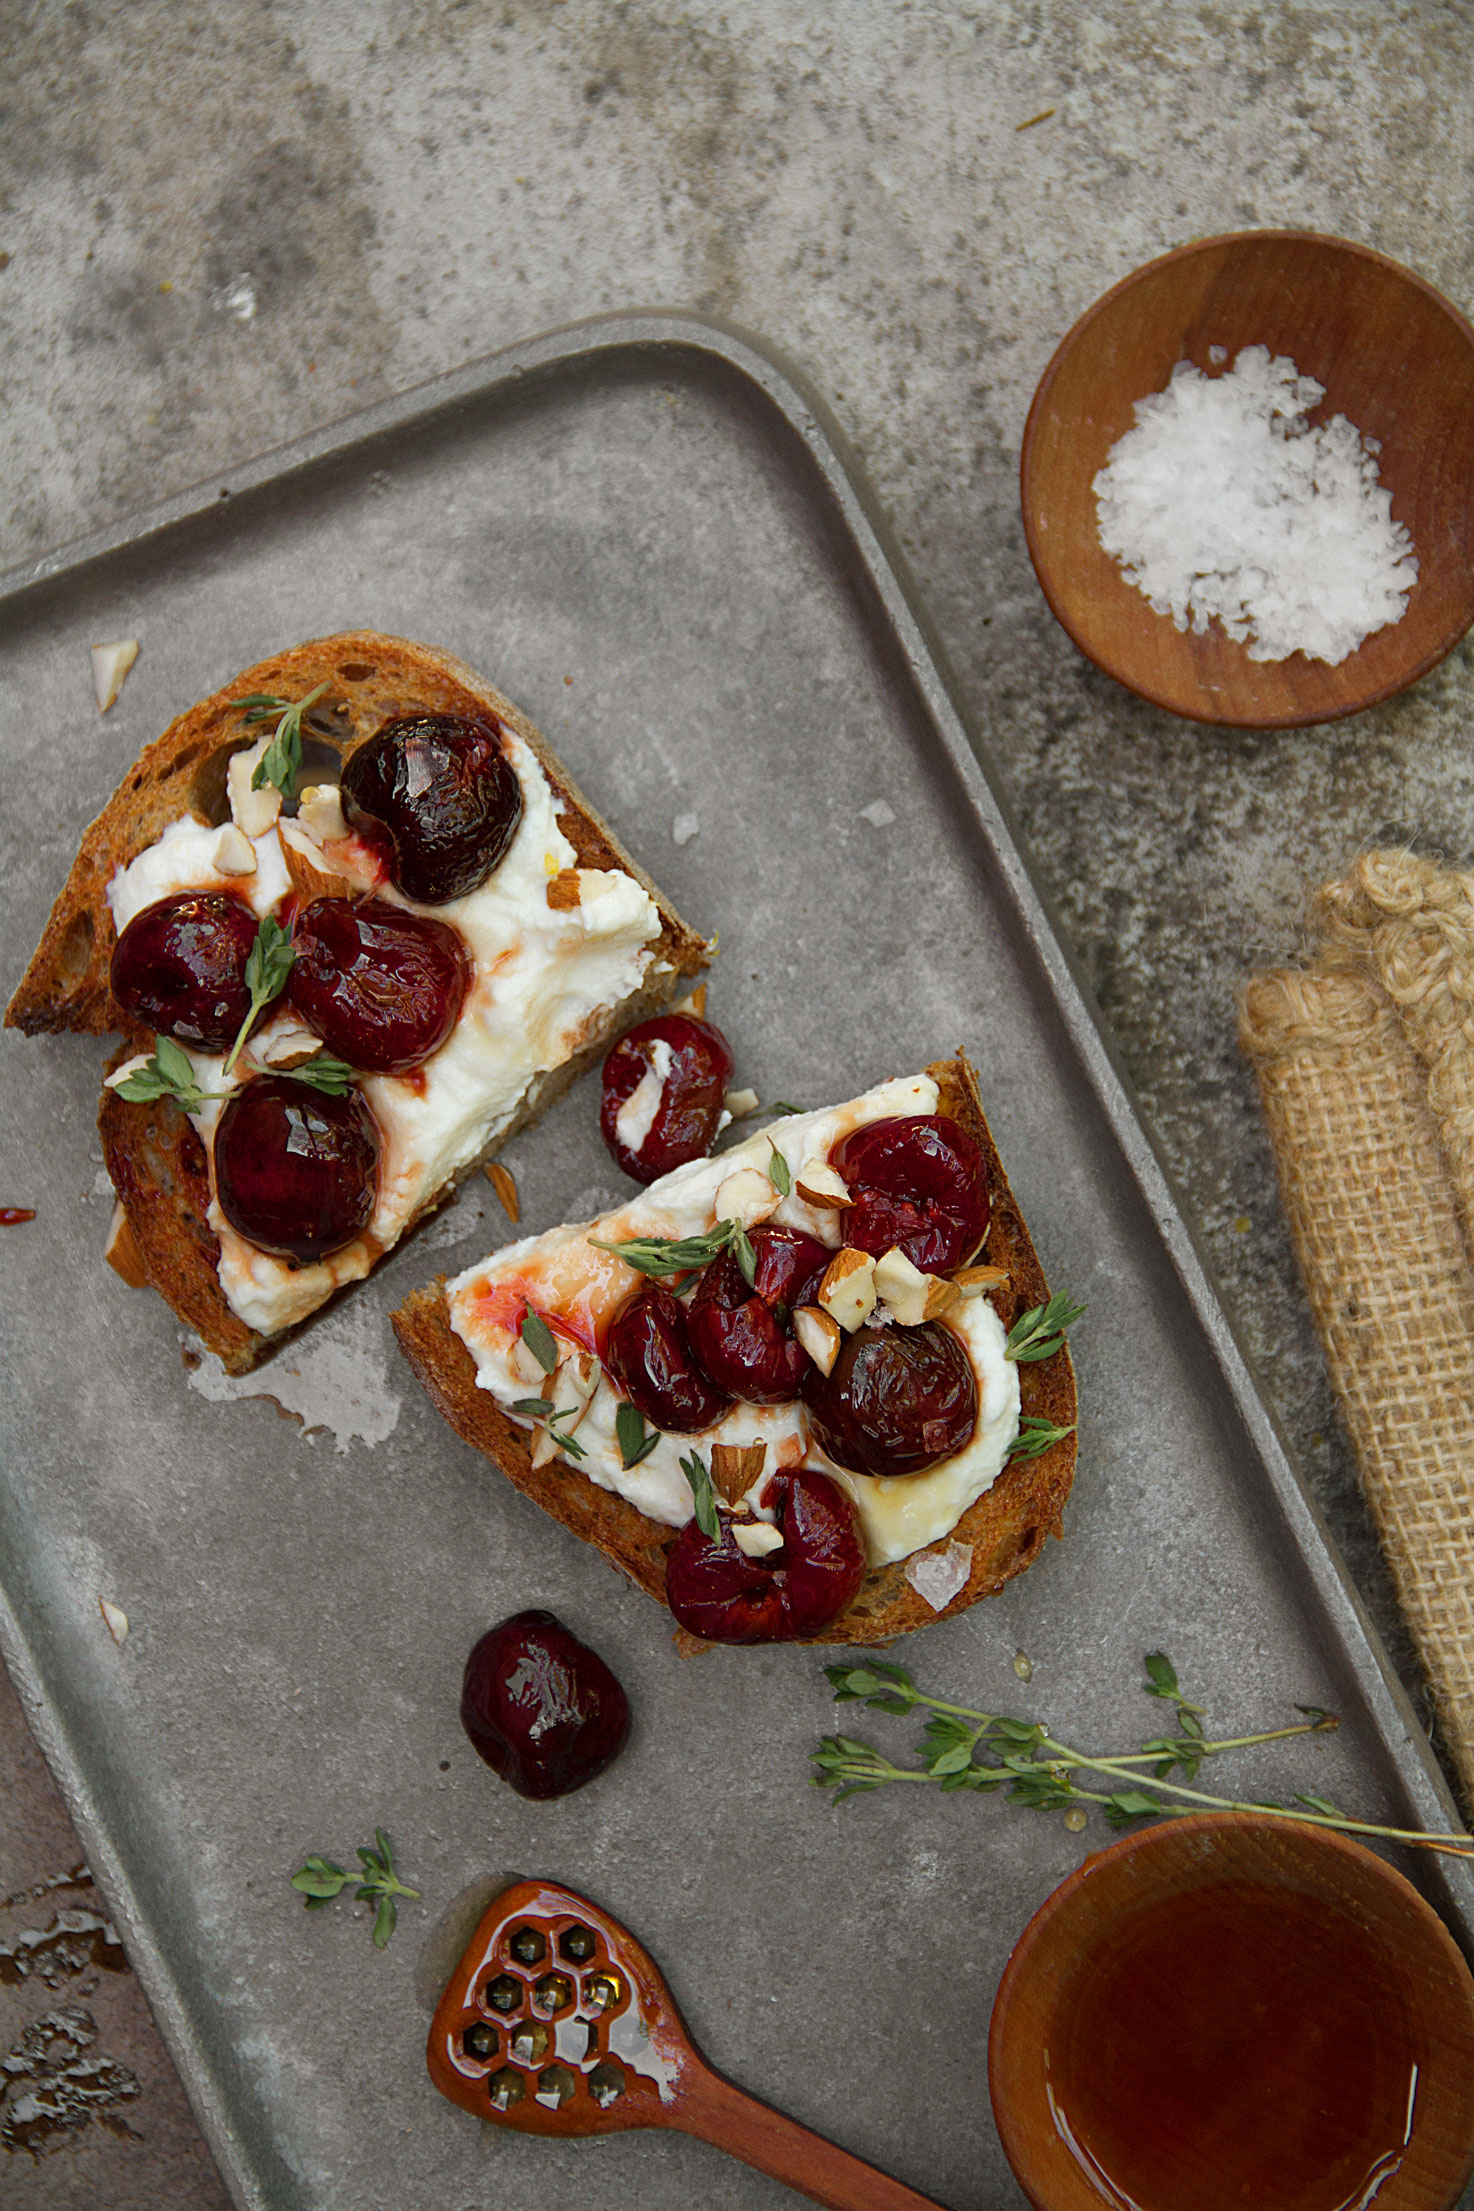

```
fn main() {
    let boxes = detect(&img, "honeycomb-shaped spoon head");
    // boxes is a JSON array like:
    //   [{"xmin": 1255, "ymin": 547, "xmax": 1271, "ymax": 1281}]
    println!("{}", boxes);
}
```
[{"xmin": 427, "ymin": 1877, "xmax": 695, "ymax": 2135}]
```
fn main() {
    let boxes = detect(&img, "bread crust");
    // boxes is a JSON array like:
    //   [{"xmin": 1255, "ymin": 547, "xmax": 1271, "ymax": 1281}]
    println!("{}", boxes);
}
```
[
  {"xmin": 392, "ymin": 1055, "xmax": 1077, "ymax": 1645},
  {"xmin": 10, "ymin": 633, "xmax": 709, "ymax": 1371}
]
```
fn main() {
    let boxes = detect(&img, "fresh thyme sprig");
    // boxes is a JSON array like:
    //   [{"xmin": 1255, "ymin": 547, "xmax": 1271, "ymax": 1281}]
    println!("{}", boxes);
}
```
[
  {"xmin": 114, "ymin": 1035, "xmax": 213, "ymax": 1111},
  {"xmin": 1004, "ymin": 1414, "xmax": 1077, "ymax": 1462},
  {"xmin": 679, "ymin": 1448, "xmax": 722, "ymax": 1539},
  {"xmin": 590, "ymin": 1217, "xmax": 758, "ymax": 1289},
  {"xmin": 1005, "ymin": 1291, "xmax": 1086, "ymax": 1363},
  {"xmin": 810, "ymin": 1652, "xmax": 1474, "ymax": 1858},
  {"xmin": 508, "ymin": 1397, "xmax": 590, "ymax": 1463},
  {"xmin": 290, "ymin": 1827, "xmax": 419, "ymax": 1949},
  {"xmin": 615, "ymin": 1400, "xmax": 661, "ymax": 1470},
  {"xmin": 239, "ymin": 681, "xmax": 331, "ymax": 800},
  {"xmin": 223, "ymin": 916, "xmax": 296, "ymax": 1074}
]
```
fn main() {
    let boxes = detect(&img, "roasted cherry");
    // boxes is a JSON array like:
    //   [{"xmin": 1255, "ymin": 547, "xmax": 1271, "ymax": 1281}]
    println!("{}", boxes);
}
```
[
  {"xmin": 213, "ymin": 1075, "xmax": 379, "ymax": 1261},
  {"xmin": 664, "ymin": 1471, "xmax": 866, "ymax": 1643},
  {"xmin": 603, "ymin": 1282, "xmax": 731, "ymax": 1434},
  {"xmin": 460, "ymin": 1610, "xmax": 630, "ymax": 1799},
  {"xmin": 687, "ymin": 1224, "xmax": 829, "ymax": 1403},
  {"xmin": 599, "ymin": 1014, "xmax": 735, "ymax": 1183},
  {"xmin": 340, "ymin": 714, "xmax": 523, "ymax": 904},
  {"xmin": 803, "ymin": 1319, "xmax": 977, "ymax": 1477},
  {"xmin": 831, "ymin": 1114, "xmax": 989, "ymax": 1274},
  {"xmin": 110, "ymin": 892, "xmax": 267, "ymax": 1055},
  {"xmin": 287, "ymin": 897, "xmax": 471, "ymax": 1074}
]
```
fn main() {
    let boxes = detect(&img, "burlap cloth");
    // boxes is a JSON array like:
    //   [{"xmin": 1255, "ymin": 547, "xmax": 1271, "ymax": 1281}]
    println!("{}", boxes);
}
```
[{"xmin": 1241, "ymin": 850, "xmax": 1474, "ymax": 1803}]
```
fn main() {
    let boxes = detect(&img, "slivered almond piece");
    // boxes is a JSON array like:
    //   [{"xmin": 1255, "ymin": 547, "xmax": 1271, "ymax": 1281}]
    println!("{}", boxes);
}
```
[
  {"xmin": 671, "ymin": 983, "xmax": 708, "ymax": 1018},
  {"xmin": 485, "ymin": 1160, "xmax": 520, "ymax": 1223},
  {"xmin": 254, "ymin": 1020, "xmax": 323, "ymax": 1070},
  {"xmin": 733, "ymin": 1521, "xmax": 784, "ymax": 1559},
  {"xmin": 723, "ymin": 1087, "xmax": 759, "ymax": 1120},
  {"xmin": 793, "ymin": 1303, "xmax": 841, "ymax": 1375},
  {"xmin": 98, "ymin": 1597, "xmax": 130, "ymax": 1646},
  {"xmin": 795, "ymin": 1159, "xmax": 850, "ymax": 1210},
  {"xmin": 278, "ymin": 817, "xmax": 358, "ymax": 903},
  {"xmin": 530, "ymin": 1422, "xmax": 563, "ymax": 1470},
  {"xmin": 715, "ymin": 1167, "xmax": 781, "ymax": 1227},
  {"xmin": 227, "ymin": 736, "xmax": 282, "ymax": 839},
  {"xmin": 104, "ymin": 1201, "xmax": 148, "ymax": 1288},
  {"xmin": 296, "ymin": 783, "xmax": 346, "ymax": 843},
  {"xmin": 546, "ymin": 869, "xmax": 582, "ymax": 911},
  {"xmin": 212, "ymin": 824, "xmax": 257, "ymax": 877},
  {"xmin": 955, "ymin": 1261, "xmax": 1009, "ymax": 1298},
  {"xmin": 710, "ymin": 1441, "xmax": 766, "ymax": 1504},
  {"xmin": 817, "ymin": 1247, "xmax": 876, "ymax": 1332},
  {"xmin": 92, "ymin": 640, "xmax": 139, "ymax": 712}
]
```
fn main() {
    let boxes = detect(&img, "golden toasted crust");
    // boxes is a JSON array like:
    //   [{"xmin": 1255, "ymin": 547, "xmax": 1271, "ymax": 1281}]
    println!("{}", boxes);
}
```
[
  {"xmin": 391, "ymin": 1054, "xmax": 1077, "ymax": 1646},
  {"xmin": 10, "ymin": 633, "xmax": 709, "ymax": 1372}
]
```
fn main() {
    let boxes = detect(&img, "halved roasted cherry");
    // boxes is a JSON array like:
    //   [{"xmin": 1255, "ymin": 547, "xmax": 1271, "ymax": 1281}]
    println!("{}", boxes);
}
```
[
  {"xmin": 664, "ymin": 1471, "xmax": 866, "ymax": 1643},
  {"xmin": 831, "ymin": 1114, "xmax": 989, "ymax": 1274},
  {"xmin": 599, "ymin": 1014, "xmax": 735, "ymax": 1183},
  {"xmin": 687, "ymin": 1224, "xmax": 829, "ymax": 1403},
  {"xmin": 213, "ymin": 1075, "xmax": 379, "ymax": 1261},
  {"xmin": 340, "ymin": 714, "xmax": 522, "ymax": 904},
  {"xmin": 603, "ymin": 1282, "xmax": 730, "ymax": 1434},
  {"xmin": 287, "ymin": 897, "xmax": 471, "ymax": 1074},
  {"xmin": 110, "ymin": 892, "xmax": 268, "ymax": 1055},
  {"xmin": 460, "ymin": 1610, "xmax": 630, "ymax": 1799},
  {"xmin": 803, "ymin": 1318, "xmax": 977, "ymax": 1477}
]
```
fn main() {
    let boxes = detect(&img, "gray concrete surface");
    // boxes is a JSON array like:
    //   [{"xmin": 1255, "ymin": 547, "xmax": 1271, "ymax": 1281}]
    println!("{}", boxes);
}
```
[{"xmin": 4, "ymin": 1, "xmax": 1473, "ymax": 2201}]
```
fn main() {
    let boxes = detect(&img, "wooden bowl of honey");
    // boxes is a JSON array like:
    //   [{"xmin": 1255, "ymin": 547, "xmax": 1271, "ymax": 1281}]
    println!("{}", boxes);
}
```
[
  {"xmin": 988, "ymin": 1812, "xmax": 1474, "ymax": 2211},
  {"xmin": 1020, "ymin": 231, "xmax": 1474, "ymax": 726}
]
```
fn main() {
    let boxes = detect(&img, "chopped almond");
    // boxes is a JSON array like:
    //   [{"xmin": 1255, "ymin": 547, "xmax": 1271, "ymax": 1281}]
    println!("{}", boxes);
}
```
[
  {"xmin": 529, "ymin": 1422, "xmax": 563, "ymax": 1470},
  {"xmin": 921, "ymin": 1274, "xmax": 961, "ymax": 1320},
  {"xmin": 793, "ymin": 1303, "xmax": 841, "ymax": 1375},
  {"xmin": 546, "ymin": 869, "xmax": 582, "ymax": 911},
  {"xmin": 278, "ymin": 817, "xmax": 358, "ymax": 903},
  {"xmin": 874, "ymin": 1245, "xmax": 962, "ymax": 1326},
  {"xmin": 98, "ymin": 1597, "xmax": 130, "ymax": 1646},
  {"xmin": 817, "ymin": 1246, "xmax": 877, "ymax": 1332},
  {"xmin": 255, "ymin": 1020, "xmax": 324, "ymax": 1070},
  {"xmin": 104, "ymin": 1201, "xmax": 149, "ymax": 1288},
  {"xmin": 485, "ymin": 1160, "xmax": 520, "ymax": 1223},
  {"xmin": 955, "ymin": 1261, "xmax": 1009, "ymax": 1298},
  {"xmin": 710, "ymin": 1440, "xmax": 766, "ymax": 1503},
  {"xmin": 671, "ymin": 983, "xmax": 708, "ymax": 1019},
  {"xmin": 227, "ymin": 737, "xmax": 282, "ymax": 840},
  {"xmin": 795, "ymin": 1159, "xmax": 850, "ymax": 1210},
  {"xmin": 212, "ymin": 825, "xmax": 257, "ymax": 877},
  {"xmin": 732, "ymin": 1520, "xmax": 784, "ymax": 1559},
  {"xmin": 296, "ymin": 783, "xmax": 346, "ymax": 843},
  {"xmin": 723, "ymin": 1086, "xmax": 760, "ymax": 1120},
  {"xmin": 91, "ymin": 639, "xmax": 139, "ymax": 713},
  {"xmin": 714, "ymin": 1166, "xmax": 781, "ymax": 1228}
]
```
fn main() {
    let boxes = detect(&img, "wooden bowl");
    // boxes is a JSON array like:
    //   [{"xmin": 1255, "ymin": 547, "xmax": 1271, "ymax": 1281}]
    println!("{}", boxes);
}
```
[
  {"xmin": 988, "ymin": 1812, "xmax": 1474, "ymax": 2211},
  {"xmin": 1020, "ymin": 232, "xmax": 1474, "ymax": 726}
]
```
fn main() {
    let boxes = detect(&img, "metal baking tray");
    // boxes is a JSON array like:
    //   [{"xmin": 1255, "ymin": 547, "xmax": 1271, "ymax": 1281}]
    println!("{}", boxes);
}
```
[{"xmin": 2, "ymin": 313, "xmax": 1469, "ymax": 2211}]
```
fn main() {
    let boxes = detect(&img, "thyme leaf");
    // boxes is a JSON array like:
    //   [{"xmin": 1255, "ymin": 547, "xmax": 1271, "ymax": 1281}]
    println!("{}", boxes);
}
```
[
  {"xmin": 615, "ymin": 1400, "xmax": 661, "ymax": 1470},
  {"xmin": 519, "ymin": 1308, "xmax": 559, "ymax": 1375},
  {"xmin": 766, "ymin": 1142, "xmax": 792, "ymax": 1199},
  {"xmin": 281, "ymin": 1054, "xmax": 356, "ymax": 1096},
  {"xmin": 678, "ymin": 1448, "xmax": 722, "ymax": 1540}
]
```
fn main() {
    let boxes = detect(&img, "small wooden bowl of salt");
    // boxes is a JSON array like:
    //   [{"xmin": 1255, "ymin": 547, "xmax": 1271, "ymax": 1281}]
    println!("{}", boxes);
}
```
[{"xmin": 1021, "ymin": 231, "xmax": 1474, "ymax": 726}]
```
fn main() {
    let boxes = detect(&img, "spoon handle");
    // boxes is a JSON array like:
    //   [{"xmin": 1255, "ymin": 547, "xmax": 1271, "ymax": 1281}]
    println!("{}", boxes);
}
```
[{"xmin": 676, "ymin": 2059, "xmax": 952, "ymax": 2211}]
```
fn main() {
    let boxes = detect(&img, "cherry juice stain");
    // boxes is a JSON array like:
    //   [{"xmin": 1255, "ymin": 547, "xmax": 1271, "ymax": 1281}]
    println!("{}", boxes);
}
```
[{"xmin": 0, "ymin": 2004, "xmax": 141, "ymax": 2155}]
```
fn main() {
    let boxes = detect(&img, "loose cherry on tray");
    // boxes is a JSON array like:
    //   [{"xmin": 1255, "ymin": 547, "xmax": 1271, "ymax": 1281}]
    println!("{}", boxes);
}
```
[
  {"xmin": 603, "ymin": 1282, "xmax": 731, "ymax": 1434},
  {"xmin": 110, "ymin": 892, "xmax": 270, "ymax": 1055},
  {"xmin": 599, "ymin": 1014, "xmax": 735, "ymax": 1183},
  {"xmin": 664, "ymin": 1470, "xmax": 866, "ymax": 1643},
  {"xmin": 460, "ymin": 1609, "xmax": 630, "ymax": 1799},
  {"xmin": 213, "ymin": 1075, "xmax": 380, "ymax": 1261},
  {"xmin": 339, "ymin": 714, "xmax": 523, "ymax": 904},
  {"xmin": 686, "ymin": 1224, "xmax": 829, "ymax": 1403},
  {"xmin": 802, "ymin": 1318, "xmax": 977, "ymax": 1478},
  {"xmin": 287, "ymin": 897, "xmax": 471, "ymax": 1074},
  {"xmin": 831, "ymin": 1113, "xmax": 990, "ymax": 1275}
]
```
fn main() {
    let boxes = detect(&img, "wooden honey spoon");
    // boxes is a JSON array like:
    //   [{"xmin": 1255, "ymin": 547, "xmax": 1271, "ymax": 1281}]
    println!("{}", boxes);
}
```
[{"xmin": 426, "ymin": 1875, "xmax": 951, "ymax": 2211}]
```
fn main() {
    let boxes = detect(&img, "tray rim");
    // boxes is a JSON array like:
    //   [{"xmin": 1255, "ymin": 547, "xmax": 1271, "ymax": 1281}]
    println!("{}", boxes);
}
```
[{"xmin": 2, "ymin": 307, "xmax": 1469, "ymax": 2211}]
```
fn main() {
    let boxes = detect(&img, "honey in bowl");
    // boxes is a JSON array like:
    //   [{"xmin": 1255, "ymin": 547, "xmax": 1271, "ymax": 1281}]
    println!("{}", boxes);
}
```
[
  {"xmin": 989, "ymin": 1814, "xmax": 1474, "ymax": 2211},
  {"xmin": 1051, "ymin": 1879, "xmax": 1417, "ymax": 2210}
]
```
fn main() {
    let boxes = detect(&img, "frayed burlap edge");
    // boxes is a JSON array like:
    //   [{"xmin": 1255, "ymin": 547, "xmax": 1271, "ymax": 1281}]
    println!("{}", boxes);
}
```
[{"xmin": 1241, "ymin": 874, "xmax": 1474, "ymax": 1805}]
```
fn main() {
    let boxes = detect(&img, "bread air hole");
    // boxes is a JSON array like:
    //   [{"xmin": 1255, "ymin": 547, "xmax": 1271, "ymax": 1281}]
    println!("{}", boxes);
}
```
[
  {"xmin": 336, "ymin": 661, "xmax": 376, "ymax": 682},
  {"xmin": 57, "ymin": 908, "xmax": 94, "ymax": 983}
]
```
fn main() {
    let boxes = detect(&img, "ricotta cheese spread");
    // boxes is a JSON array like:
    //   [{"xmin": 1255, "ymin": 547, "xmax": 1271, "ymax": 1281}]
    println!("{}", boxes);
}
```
[
  {"xmin": 107, "ymin": 725, "xmax": 667, "ymax": 1335},
  {"xmin": 445, "ymin": 1075, "xmax": 1022, "ymax": 1566}
]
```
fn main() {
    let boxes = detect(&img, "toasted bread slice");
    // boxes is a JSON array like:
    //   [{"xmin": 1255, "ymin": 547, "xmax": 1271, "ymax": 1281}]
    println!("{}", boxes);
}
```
[
  {"xmin": 392, "ymin": 1056, "xmax": 1076, "ymax": 1646},
  {"xmin": 8, "ymin": 633, "xmax": 708, "ymax": 1371}
]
